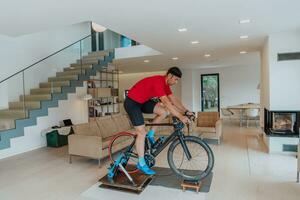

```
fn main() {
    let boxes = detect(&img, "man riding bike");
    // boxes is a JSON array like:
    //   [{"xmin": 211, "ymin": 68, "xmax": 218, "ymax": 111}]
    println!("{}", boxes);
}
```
[{"xmin": 124, "ymin": 67, "xmax": 193, "ymax": 175}]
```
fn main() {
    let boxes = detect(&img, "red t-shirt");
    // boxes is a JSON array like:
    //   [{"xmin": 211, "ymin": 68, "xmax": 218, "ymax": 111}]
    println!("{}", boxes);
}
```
[{"xmin": 128, "ymin": 75, "xmax": 172, "ymax": 103}]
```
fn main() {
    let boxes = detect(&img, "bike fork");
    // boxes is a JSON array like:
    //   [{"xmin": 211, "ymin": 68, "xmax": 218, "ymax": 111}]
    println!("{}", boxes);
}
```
[{"xmin": 179, "ymin": 137, "xmax": 192, "ymax": 160}]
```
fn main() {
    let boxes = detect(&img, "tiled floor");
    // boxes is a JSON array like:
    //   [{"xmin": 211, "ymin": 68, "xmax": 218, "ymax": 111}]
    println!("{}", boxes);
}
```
[{"xmin": 0, "ymin": 121, "xmax": 299, "ymax": 200}]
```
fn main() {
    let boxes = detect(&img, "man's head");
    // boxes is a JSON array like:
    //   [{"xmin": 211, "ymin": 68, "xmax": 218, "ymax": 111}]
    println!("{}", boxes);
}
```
[{"xmin": 166, "ymin": 67, "xmax": 182, "ymax": 86}]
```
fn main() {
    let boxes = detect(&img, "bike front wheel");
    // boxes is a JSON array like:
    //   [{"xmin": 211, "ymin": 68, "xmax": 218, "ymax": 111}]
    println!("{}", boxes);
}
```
[{"xmin": 167, "ymin": 136, "xmax": 214, "ymax": 181}]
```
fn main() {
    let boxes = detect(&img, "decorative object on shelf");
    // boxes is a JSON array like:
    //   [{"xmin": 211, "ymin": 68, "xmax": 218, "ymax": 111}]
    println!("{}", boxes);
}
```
[
  {"xmin": 124, "ymin": 90, "xmax": 129, "ymax": 98},
  {"xmin": 87, "ymin": 80, "xmax": 96, "ymax": 88},
  {"xmin": 82, "ymin": 94, "xmax": 93, "ymax": 101}
]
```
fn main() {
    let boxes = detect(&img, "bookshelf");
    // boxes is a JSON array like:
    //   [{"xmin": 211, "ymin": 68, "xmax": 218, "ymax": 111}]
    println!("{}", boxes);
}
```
[{"xmin": 87, "ymin": 67, "xmax": 120, "ymax": 120}]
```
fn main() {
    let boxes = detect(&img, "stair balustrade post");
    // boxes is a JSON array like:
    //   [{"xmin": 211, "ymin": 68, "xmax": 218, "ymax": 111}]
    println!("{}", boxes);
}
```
[
  {"xmin": 22, "ymin": 71, "xmax": 26, "ymax": 116},
  {"xmin": 80, "ymin": 40, "xmax": 83, "ymax": 75}
]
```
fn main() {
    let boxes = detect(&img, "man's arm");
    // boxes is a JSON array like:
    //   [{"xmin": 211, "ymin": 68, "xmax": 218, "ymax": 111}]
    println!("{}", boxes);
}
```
[
  {"xmin": 160, "ymin": 96, "xmax": 189, "ymax": 123},
  {"xmin": 167, "ymin": 94, "xmax": 189, "ymax": 114}
]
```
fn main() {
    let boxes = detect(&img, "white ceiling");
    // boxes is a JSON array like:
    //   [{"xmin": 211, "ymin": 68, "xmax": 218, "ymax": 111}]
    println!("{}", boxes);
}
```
[{"xmin": 1, "ymin": 0, "xmax": 300, "ymax": 72}]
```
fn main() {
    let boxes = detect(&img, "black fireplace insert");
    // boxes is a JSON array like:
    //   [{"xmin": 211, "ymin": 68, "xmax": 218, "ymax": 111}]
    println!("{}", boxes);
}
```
[{"xmin": 264, "ymin": 108, "xmax": 300, "ymax": 137}]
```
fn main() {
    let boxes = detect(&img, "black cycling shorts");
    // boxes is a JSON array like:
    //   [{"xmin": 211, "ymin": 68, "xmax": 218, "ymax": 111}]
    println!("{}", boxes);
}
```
[{"xmin": 124, "ymin": 97, "xmax": 157, "ymax": 126}]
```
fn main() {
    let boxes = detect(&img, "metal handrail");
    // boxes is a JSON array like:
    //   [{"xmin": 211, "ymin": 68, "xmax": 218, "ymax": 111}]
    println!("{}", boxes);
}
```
[{"xmin": 0, "ymin": 34, "xmax": 92, "ymax": 84}]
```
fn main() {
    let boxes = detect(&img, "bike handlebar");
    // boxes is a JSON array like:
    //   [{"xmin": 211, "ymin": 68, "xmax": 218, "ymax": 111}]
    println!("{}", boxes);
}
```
[{"xmin": 171, "ymin": 112, "xmax": 195, "ymax": 130}]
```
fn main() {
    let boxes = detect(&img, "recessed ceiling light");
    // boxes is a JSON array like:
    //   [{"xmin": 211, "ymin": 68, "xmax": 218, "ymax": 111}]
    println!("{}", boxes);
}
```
[
  {"xmin": 172, "ymin": 57, "xmax": 179, "ymax": 60},
  {"xmin": 144, "ymin": 60, "xmax": 150, "ymax": 63},
  {"xmin": 239, "ymin": 19, "xmax": 251, "ymax": 24},
  {"xmin": 191, "ymin": 41, "xmax": 199, "ymax": 44},
  {"xmin": 240, "ymin": 51, "xmax": 247, "ymax": 54},
  {"xmin": 204, "ymin": 54, "xmax": 211, "ymax": 57},
  {"xmin": 178, "ymin": 28, "xmax": 187, "ymax": 32},
  {"xmin": 240, "ymin": 35, "xmax": 249, "ymax": 39}
]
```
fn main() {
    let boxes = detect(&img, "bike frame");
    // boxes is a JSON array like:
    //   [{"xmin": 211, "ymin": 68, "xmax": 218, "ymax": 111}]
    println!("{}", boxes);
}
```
[
  {"xmin": 118, "ymin": 120, "xmax": 194, "ymax": 167},
  {"xmin": 145, "ymin": 122, "xmax": 192, "ymax": 160}
]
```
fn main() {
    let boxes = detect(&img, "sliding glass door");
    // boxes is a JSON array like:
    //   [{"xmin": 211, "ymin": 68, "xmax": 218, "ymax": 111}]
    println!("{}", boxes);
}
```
[{"xmin": 201, "ymin": 74, "xmax": 220, "ymax": 112}]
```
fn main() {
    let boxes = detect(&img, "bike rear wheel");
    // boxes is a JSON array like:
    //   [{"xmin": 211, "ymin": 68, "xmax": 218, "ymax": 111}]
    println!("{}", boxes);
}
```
[
  {"xmin": 167, "ymin": 136, "xmax": 214, "ymax": 181},
  {"xmin": 108, "ymin": 132, "xmax": 139, "ymax": 174}
]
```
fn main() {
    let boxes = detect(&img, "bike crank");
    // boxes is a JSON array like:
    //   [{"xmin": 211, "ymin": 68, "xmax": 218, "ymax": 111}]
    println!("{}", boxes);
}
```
[{"xmin": 144, "ymin": 153, "xmax": 155, "ymax": 168}]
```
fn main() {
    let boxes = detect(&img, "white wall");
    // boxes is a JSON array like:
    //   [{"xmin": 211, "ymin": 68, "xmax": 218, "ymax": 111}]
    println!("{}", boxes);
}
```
[
  {"xmin": 0, "ymin": 22, "xmax": 91, "ymax": 82},
  {"xmin": 181, "ymin": 69, "xmax": 194, "ymax": 111},
  {"xmin": 0, "ymin": 22, "xmax": 91, "ymax": 108},
  {"xmin": 0, "ymin": 86, "xmax": 88, "ymax": 159},
  {"xmin": 182, "ymin": 64, "xmax": 260, "ymax": 113},
  {"xmin": 268, "ymin": 31, "xmax": 300, "ymax": 110},
  {"xmin": 103, "ymin": 30, "xmax": 121, "ymax": 50},
  {"xmin": 115, "ymin": 45, "xmax": 162, "ymax": 60},
  {"xmin": 260, "ymin": 38, "xmax": 271, "ymax": 111}
]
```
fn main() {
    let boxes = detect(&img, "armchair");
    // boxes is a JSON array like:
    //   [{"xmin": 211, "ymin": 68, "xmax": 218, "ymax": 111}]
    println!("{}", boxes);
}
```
[{"xmin": 192, "ymin": 112, "xmax": 223, "ymax": 144}]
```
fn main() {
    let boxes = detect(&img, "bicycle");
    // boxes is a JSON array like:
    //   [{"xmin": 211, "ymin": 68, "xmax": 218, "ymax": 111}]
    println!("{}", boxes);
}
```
[{"xmin": 107, "ymin": 115, "xmax": 214, "ymax": 182}]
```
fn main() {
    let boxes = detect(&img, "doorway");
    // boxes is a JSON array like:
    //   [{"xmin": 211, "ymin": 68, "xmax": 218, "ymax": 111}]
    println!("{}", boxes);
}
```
[{"xmin": 201, "ymin": 74, "xmax": 220, "ymax": 112}]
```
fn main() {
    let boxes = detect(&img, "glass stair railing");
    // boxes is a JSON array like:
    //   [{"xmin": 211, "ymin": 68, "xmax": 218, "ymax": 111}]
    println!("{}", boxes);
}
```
[{"xmin": 0, "ymin": 28, "xmax": 135, "ymax": 150}]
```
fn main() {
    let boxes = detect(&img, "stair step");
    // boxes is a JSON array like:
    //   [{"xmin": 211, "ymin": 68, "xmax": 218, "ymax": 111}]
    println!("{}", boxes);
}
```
[
  {"xmin": 30, "ymin": 87, "xmax": 61, "ymax": 94},
  {"xmin": 88, "ymin": 51, "xmax": 110, "ymax": 57},
  {"xmin": 20, "ymin": 94, "xmax": 51, "ymax": 101},
  {"xmin": 69, "ymin": 63, "xmax": 93, "ymax": 68},
  {"xmin": 76, "ymin": 59, "xmax": 99, "ymax": 65},
  {"xmin": 0, "ymin": 109, "xmax": 28, "ymax": 119},
  {"xmin": 56, "ymin": 70, "xmax": 85, "ymax": 77},
  {"xmin": 0, "ymin": 118, "xmax": 16, "ymax": 131},
  {"xmin": 9, "ymin": 101, "xmax": 40, "ymax": 110},
  {"xmin": 39, "ymin": 81, "xmax": 70, "ymax": 88},
  {"xmin": 48, "ymin": 75, "xmax": 78, "ymax": 82},
  {"xmin": 64, "ymin": 66, "xmax": 92, "ymax": 72},
  {"xmin": 82, "ymin": 55, "xmax": 104, "ymax": 60}
]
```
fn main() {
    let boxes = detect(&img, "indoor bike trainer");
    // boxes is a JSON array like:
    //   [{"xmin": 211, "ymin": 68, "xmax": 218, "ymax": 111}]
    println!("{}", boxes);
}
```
[{"xmin": 99, "ymin": 115, "xmax": 214, "ymax": 193}]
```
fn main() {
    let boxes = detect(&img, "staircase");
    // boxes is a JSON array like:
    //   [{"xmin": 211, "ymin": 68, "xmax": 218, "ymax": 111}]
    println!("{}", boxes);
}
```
[{"xmin": 0, "ymin": 50, "xmax": 114, "ymax": 150}]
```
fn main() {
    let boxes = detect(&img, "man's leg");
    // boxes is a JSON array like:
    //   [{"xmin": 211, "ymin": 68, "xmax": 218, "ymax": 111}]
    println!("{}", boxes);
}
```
[
  {"xmin": 124, "ymin": 98, "xmax": 155, "ymax": 175},
  {"xmin": 147, "ymin": 103, "xmax": 168, "ymax": 144},
  {"xmin": 152, "ymin": 103, "xmax": 168, "ymax": 126},
  {"xmin": 134, "ymin": 125, "xmax": 147, "ymax": 158},
  {"xmin": 134, "ymin": 125, "xmax": 155, "ymax": 175}
]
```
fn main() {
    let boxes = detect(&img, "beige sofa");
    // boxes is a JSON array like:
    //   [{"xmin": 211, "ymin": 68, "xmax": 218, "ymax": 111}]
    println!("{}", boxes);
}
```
[
  {"xmin": 68, "ymin": 114, "xmax": 193, "ymax": 166},
  {"xmin": 191, "ymin": 112, "xmax": 223, "ymax": 144},
  {"xmin": 68, "ymin": 114, "xmax": 134, "ymax": 166}
]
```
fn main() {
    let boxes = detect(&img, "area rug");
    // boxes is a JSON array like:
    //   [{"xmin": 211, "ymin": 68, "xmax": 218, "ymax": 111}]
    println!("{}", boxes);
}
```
[{"xmin": 81, "ymin": 167, "xmax": 212, "ymax": 200}]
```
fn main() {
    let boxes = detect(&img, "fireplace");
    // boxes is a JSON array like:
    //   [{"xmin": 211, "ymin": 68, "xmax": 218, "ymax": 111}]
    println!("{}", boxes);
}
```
[
  {"xmin": 264, "ymin": 108, "xmax": 300, "ymax": 137},
  {"xmin": 272, "ymin": 113, "xmax": 296, "ymax": 132}
]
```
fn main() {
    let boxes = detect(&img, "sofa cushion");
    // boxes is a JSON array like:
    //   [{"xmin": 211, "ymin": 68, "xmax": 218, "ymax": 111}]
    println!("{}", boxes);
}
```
[
  {"xmin": 73, "ymin": 121, "xmax": 102, "ymax": 137},
  {"xmin": 96, "ymin": 116, "xmax": 119, "ymax": 138},
  {"xmin": 112, "ymin": 114, "xmax": 132, "ymax": 132}
]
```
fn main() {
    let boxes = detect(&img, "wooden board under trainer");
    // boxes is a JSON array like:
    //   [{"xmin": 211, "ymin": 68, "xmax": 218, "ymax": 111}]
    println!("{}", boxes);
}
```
[
  {"xmin": 99, "ymin": 171, "xmax": 153, "ymax": 194},
  {"xmin": 181, "ymin": 180, "xmax": 202, "ymax": 193}
]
